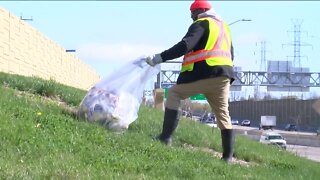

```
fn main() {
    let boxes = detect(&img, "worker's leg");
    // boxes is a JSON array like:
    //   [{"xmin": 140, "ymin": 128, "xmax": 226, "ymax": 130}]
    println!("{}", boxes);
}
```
[
  {"xmin": 158, "ymin": 81, "xmax": 203, "ymax": 145},
  {"xmin": 220, "ymin": 129, "xmax": 234, "ymax": 162},
  {"xmin": 204, "ymin": 77, "xmax": 234, "ymax": 162}
]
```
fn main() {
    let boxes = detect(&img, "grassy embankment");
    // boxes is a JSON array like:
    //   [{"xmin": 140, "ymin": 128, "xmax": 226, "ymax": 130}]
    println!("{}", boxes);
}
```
[{"xmin": 0, "ymin": 72, "xmax": 319, "ymax": 179}]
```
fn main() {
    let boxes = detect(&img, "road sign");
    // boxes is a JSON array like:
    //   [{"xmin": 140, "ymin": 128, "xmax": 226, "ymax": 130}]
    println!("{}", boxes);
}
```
[
  {"xmin": 164, "ymin": 88, "xmax": 206, "ymax": 100},
  {"xmin": 164, "ymin": 88, "xmax": 168, "ymax": 98},
  {"xmin": 190, "ymin": 94, "xmax": 206, "ymax": 100}
]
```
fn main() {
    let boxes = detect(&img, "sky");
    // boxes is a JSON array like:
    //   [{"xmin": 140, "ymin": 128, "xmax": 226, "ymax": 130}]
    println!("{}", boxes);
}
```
[{"xmin": 1, "ymin": 1, "xmax": 320, "ymax": 97}]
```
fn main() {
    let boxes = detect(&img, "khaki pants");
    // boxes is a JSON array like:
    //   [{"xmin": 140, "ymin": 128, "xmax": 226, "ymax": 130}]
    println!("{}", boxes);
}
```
[{"xmin": 166, "ymin": 77, "xmax": 232, "ymax": 129}]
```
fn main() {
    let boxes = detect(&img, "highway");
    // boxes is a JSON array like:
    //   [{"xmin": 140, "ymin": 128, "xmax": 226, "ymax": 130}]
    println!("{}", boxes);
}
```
[
  {"xmin": 287, "ymin": 145, "xmax": 320, "ymax": 162},
  {"xmin": 233, "ymin": 125, "xmax": 320, "ymax": 162},
  {"xmin": 206, "ymin": 123, "xmax": 320, "ymax": 162}
]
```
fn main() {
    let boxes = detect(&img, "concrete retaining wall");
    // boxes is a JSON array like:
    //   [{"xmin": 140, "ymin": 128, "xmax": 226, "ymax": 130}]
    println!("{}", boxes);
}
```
[{"xmin": 0, "ymin": 8, "xmax": 101, "ymax": 90}]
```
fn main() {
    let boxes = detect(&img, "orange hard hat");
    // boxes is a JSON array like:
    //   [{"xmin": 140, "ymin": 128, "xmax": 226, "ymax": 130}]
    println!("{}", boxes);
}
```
[{"xmin": 190, "ymin": 0, "xmax": 212, "ymax": 11}]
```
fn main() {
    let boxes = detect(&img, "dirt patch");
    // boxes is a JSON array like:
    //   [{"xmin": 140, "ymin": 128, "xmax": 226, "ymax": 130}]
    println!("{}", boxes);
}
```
[
  {"xmin": 182, "ymin": 143, "xmax": 255, "ymax": 166},
  {"xmin": 14, "ymin": 89, "xmax": 78, "ymax": 117}
]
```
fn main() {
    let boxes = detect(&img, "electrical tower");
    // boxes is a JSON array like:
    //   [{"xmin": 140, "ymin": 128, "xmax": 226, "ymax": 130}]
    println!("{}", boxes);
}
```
[
  {"xmin": 253, "ymin": 41, "xmax": 269, "ymax": 99},
  {"xmin": 283, "ymin": 19, "xmax": 312, "ymax": 71},
  {"xmin": 256, "ymin": 41, "xmax": 269, "ymax": 72}
]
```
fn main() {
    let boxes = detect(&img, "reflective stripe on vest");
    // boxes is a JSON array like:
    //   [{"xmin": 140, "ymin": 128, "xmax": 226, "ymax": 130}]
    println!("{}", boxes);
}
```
[
  {"xmin": 181, "ymin": 17, "xmax": 233, "ymax": 72},
  {"xmin": 183, "ymin": 50, "xmax": 231, "ymax": 65}
]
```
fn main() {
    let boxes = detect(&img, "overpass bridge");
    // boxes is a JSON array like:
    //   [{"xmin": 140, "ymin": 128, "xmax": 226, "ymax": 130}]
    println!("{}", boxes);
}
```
[
  {"xmin": 144, "ymin": 61, "xmax": 320, "ymax": 99},
  {"xmin": 156, "ymin": 69, "xmax": 320, "ymax": 90}
]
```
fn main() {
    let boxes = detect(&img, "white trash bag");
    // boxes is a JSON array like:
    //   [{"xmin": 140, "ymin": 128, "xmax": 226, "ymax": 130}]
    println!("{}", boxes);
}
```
[{"xmin": 78, "ymin": 58, "xmax": 160, "ymax": 131}]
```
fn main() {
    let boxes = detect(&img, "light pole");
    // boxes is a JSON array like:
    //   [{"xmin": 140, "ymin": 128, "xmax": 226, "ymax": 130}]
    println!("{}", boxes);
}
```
[
  {"xmin": 20, "ymin": 15, "xmax": 33, "ymax": 21},
  {"xmin": 66, "ymin": 50, "xmax": 76, "ymax": 53},
  {"xmin": 20, "ymin": 13, "xmax": 33, "ymax": 21},
  {"xmin": 229, "ymin": 19, "xmax": 252, "ymax": 26}
]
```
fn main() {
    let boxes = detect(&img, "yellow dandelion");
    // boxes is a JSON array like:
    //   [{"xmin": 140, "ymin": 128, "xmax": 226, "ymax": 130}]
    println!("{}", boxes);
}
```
[{"xmin": 36, "ymin": 112, "xmax": 42, "ymax": 116}]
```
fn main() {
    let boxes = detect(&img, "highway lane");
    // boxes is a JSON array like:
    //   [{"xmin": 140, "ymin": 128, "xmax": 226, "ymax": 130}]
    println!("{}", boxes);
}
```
[
  {"xmin": 206, "ymin": 123, "xmax": 320, "ymax": 162},
  {"xmin": 287, "ymin": 145, "xmax": 320, "ymax": 162},
  {"xmin": 233, "ymin": 125, "xmax": 320, "ymax": 163}
]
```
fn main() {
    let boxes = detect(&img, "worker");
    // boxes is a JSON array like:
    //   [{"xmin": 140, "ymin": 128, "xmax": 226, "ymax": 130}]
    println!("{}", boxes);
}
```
[{"xmin": 143, "ymin": 0, "xmax": 235, "ymax": 162}]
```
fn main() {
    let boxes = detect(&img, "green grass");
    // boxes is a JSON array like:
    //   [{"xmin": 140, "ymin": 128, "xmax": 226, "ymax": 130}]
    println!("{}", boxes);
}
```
[{"xmin": 0, "ymin": 72, "xmax": 319, "ymax": 179}]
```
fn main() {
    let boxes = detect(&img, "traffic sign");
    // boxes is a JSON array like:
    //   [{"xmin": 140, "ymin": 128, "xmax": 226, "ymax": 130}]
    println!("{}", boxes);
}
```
[
  {"xmin": 164, "ymin": 88, "xmax": 206, "ymax": 100},
  {"xmin": 190, "ymin": 93, "xmax": 206, "ymax": 100}
]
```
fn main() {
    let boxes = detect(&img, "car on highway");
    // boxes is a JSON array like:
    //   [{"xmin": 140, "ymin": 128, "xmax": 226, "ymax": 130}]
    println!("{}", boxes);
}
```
[
  {"xmin": 241, "ymin": 120, "xmax": 251, "ymax": 126},
  {"xmin": 259, "ymin": 131, "xmax": 287, "ymax": 149},
  {"xmin": 186, "ymin": 112, "xmax": 193, "ymax": 119},
  {"xmin": 200, "ymin": 112, "xmax": 215, "ymax": 123},
  {"xmin": 285, "ymin": 124, "xmax": 298, "ymax": 131},
  {"xmin": 231, "ymin": 119, "xmax": 239, "ymax": 125}
]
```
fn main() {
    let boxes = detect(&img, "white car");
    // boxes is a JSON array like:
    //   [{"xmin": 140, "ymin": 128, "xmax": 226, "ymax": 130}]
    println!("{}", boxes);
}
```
[
  {"xmin": 206, "ymin": 123, "xmax": 217, "ymax": 128},
  {"xmin": 259, "ymin": 132, "xmax": 287, "ymax": 149},
  {"xmin": 241, "ymin": 120, "xmax": 251, "ymax": 126},
  {"xmin": 231, "ymin": 119, "xmax": 239, "ymax": 125}
]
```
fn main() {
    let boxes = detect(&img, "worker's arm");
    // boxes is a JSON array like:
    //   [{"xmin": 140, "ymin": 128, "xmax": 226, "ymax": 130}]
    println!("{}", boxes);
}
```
[{"xmin": 160, "ymin": 21, "xmax": 206, "ymax": 62}]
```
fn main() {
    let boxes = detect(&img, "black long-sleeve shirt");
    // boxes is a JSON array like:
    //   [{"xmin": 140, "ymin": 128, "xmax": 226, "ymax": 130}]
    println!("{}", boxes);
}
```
[{"xmin": 160, "ymin": 19, "xmax": 235, "ymax": 84}]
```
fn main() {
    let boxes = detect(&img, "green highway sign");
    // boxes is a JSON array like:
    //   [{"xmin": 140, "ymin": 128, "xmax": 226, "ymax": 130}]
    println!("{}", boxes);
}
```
[
  {"xmin": 164, "ymin": 88, "xmax": 168, "ymax": 98},
  {"xmin": 189, "ymin": 93, "xmax": 206, "ymax": 100},
  {"xmin": 163, "ymin": 88, "xmax": 206, "ymax": 100}
]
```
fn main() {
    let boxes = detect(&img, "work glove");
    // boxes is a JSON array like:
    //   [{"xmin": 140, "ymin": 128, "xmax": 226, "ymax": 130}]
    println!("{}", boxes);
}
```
[{"xmin": 145, "ymin": 54, "xmax": 163, "ymax": 67}]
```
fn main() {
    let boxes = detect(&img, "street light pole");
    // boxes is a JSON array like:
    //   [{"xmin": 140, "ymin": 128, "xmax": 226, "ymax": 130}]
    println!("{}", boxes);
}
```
[
  {"xmin": 66, "ymin": 50, "xmax": 76, "ymax": 52},
  {"xmin": 229, "ymin": 19, "xmax": 252, "ymax": 26},
  {"xmin": 20, "ymin": 15, "xmax": 33, "ymax": 21}
]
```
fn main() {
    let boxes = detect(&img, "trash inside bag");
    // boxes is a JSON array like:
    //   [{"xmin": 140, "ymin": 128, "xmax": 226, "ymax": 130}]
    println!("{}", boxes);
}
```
[{"xmin": 78, "ymin": 58, "xmax": 160, "ymax": 131}]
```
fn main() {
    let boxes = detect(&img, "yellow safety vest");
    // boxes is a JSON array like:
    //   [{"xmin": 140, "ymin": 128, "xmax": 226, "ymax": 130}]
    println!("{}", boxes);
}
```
[{"xmin": 181, "ymin": 17, "xmax": 233, "ymax": 72}]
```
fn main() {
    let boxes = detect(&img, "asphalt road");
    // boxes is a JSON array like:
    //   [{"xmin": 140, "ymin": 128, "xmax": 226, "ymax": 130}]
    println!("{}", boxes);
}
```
[
  {"xmin": 206, "ymin": 123, "xmax": 320, "ymax": 162},
  {"xmin": 232, "ymin": 125, "xmax": 320, "ymax": 162},
  {"xmin": 287, "ymin": 145, "xmax": 320, "ymax": 162}
]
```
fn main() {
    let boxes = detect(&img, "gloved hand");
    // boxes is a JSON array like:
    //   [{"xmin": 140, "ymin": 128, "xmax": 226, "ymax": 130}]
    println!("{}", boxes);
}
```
[{"xmin": 145, "ymin": 54, "xmax": 163, "ymax": 67}]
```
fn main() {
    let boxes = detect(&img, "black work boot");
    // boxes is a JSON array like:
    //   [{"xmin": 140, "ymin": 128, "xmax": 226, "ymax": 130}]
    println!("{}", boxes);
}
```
[
  {"xmin": 220, "ymin": 129, "xmax": 235, "ymax": 163},
  {"xmin": 156, "ymin": 108, "xmax": 180, "ymax": 145}
]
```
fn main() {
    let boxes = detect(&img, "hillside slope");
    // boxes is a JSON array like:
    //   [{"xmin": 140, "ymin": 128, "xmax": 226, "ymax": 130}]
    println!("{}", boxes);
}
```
[{"xmin": 0, "ymin": 72, "xmax": 319, "ymax": 179}]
